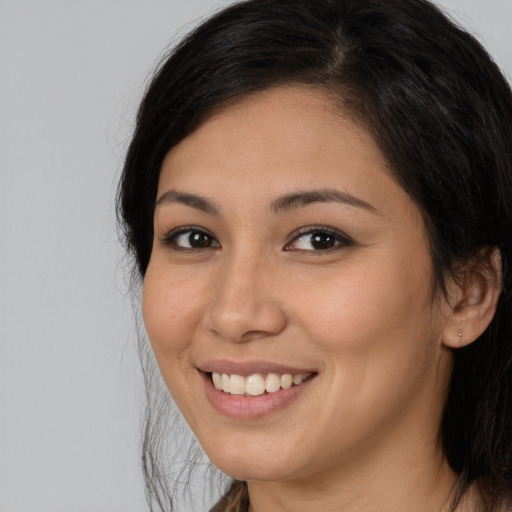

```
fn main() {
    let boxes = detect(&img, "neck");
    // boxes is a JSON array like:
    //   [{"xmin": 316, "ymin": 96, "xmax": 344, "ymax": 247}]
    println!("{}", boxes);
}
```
[{"xmin": 247, "ymin": 439, "xmax": 457, "ymax": 512}]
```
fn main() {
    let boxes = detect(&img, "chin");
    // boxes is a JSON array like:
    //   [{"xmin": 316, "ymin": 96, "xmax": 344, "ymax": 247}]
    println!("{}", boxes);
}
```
[
  {"xmin": 214, "ymin": 460, "xmax": 292, "ymax": 483},
  {"xmin": 204, "ymin": 439, "xmax": 300, "ymax": 482}
]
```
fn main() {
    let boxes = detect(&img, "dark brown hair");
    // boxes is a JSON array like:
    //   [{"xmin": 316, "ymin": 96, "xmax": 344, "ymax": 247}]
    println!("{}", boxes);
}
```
[{"xmin": 118, "ymin": 1, "xmax": 512, "ymax": 510}]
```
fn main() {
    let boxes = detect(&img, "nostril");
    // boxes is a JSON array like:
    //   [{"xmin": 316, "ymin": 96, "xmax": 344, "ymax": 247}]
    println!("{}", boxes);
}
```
[{"xmin": 237, "ymin": 330, "xmax": 274, "ymax": 342}]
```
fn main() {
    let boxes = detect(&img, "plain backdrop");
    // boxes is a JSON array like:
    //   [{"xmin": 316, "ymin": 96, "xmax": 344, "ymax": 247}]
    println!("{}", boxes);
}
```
[{"xmin": 1, "ymin": 1, "xmax": 511, "ymax": 511}]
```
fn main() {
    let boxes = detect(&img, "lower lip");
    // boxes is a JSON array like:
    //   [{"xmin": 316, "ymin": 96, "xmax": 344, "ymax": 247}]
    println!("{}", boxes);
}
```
[{"xmin": 201, "ymin": 372, "xmax": 315, "ymax": 419}]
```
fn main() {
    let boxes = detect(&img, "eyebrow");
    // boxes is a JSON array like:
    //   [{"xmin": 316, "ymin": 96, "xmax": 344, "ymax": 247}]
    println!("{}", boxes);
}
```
[
  {"xmin": 270, "ymin": 188, "xmax": 379, "ymax": 214},
  {"xmin": 155, "ymin": 188, "xmax": 379, "ymax": 216},
  {"xmin": 156, "ymin": 190, "xmax": 220, "ymax": 215}
]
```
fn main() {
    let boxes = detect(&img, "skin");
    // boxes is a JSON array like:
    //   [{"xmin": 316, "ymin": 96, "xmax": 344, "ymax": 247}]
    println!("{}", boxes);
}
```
[{"xmin": 142, "ymin": 86, "xmax": 499, "ymax": 512}]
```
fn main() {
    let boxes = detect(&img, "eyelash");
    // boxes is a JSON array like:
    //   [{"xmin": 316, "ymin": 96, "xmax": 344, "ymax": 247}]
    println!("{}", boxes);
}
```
[
  {"xmin": 161, "ymin": 226, "xmax": 220, "ymax": 251},
  {"xmin": 284, "ymin": 226, "xmax": 353, "ymax": 253},
  {"xmin": 161, "ymin": 225, "xmax": 353, "ymax": 253}
]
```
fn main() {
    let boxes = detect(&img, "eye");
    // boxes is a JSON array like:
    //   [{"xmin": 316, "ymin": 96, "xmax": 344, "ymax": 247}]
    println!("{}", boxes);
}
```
[
  {"xmin": 163, "ymin": 227, "xmax": 220, "ymax": 250},
  {"xmin": 285, "ymin": 227, "xmax": 352, "ymax": 252}
]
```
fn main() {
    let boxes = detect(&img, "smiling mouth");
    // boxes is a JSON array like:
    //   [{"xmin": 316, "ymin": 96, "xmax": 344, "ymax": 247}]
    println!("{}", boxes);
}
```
[{"xmin": 210, "ymin": 372, "xmax": 314, "ymax": 396}]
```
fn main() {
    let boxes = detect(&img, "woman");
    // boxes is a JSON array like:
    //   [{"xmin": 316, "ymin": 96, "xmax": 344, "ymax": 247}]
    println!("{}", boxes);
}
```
[{"xmin": 118, "ymin": 0, "xmax": 512, "ymax": 510}]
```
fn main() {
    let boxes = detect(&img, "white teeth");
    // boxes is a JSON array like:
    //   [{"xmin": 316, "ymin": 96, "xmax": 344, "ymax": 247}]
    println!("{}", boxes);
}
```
[
  {"xmin": 211, "ymin": 371, "xmax": 311, "ymax": 396},
  {"xmin": 293, "ymin": 374, "xmax": 306, "ymax": 385},
  {"xmin": 229, "ymin": 374, "xmax": 245, "ymax": 395},
  {"xmin": 280, "ymin": 374, "xmax": 293, "ymax": 390},
  {"xmin": 246, "ymin": 374, "xmax": 266, "ymax": 396},
  {"xmin": 221, "ymin": 373, "xmax": 230, "ymax": 393},
  {"xmin": 212, "ymin": 372, "xmax": 222, "ymax": 389},
  {"xmin": 265, "ymin": 373, "xmax": 281, "ymax": 393}
]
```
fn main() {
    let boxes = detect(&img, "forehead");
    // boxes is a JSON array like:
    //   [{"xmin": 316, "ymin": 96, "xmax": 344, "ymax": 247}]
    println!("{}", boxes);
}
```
[{"xmin": 158, "ymin": 85, "xmax": 412, "ymax": 220}]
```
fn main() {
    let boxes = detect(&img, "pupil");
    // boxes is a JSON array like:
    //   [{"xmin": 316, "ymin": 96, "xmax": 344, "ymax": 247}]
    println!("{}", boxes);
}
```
[
  {"xmin": 311, "ymin": 233, "xmax": 335, "ymax": 250},
  {"xmin": 189, "ymin": 232, "xmax": 211, "ymax": 248}
]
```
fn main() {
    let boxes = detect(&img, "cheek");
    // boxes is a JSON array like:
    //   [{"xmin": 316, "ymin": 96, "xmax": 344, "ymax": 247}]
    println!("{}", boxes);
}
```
[
  {"xmin": 298, "ymin": 267, "xmax": 430, "ymax": 341},
  {"xmin": 287, "ymin": 259, "xmax": 443, "ymax": 448},
  {"xmin": 142, "ymin": 258, "xmax": 209, "ymax": 363},
  {"xmin": 291, "ymin": 249, "xmax": 440, "ymax": 384}
]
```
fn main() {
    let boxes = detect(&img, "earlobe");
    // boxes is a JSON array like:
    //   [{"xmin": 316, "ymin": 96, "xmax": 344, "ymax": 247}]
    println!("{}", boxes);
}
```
[{"xmin": 443, "ymin": 246, "xmax": 502, "ymax": 349}]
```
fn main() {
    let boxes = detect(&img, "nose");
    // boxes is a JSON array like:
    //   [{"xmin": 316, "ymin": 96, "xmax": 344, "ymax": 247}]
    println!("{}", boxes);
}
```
[{"xmin": 202, "ymin": 252, "xmax": 288, "ymax": 343}]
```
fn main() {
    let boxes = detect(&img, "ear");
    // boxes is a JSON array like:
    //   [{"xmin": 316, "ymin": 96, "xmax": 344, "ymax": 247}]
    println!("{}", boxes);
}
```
[{"xmin": 442, "ymin": 246, "xmax": 502, "ymax": 349}]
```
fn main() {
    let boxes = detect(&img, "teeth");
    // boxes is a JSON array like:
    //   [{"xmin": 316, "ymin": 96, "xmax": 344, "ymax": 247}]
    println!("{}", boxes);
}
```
[
  {"xmin": 292, "ymin": 374, "xmax": 303, "ymax": 385},
  {"xmin": 230, "ymin": 374, "xmax": 245, "ymax": 395},
  {"xmin": 221, "ymin": 373, "xmax": 230, "ymax": 392},
  {"xmin": 246, "ymin": 374, "xmax": 266, "ymax": 396},
  {"xmin": 265, "ymin": 373, "xmax": 281, "ymax": 393},
  {"xmin": 281, "ymin": 374, "xmax": 293, "ymax": 390},
  {"xmin": 212, "ymin": 372, "xmax": 222, "ymax": 389},
  {"xmin": 211, "ymin": 371, "xmax": 311, "ymax": 396}
]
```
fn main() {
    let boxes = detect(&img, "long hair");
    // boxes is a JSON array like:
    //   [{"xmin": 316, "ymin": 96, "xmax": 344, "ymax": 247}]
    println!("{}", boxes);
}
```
[{"xmin": 117, "ymin": 0, "xmax": 512, "ymax": 510}]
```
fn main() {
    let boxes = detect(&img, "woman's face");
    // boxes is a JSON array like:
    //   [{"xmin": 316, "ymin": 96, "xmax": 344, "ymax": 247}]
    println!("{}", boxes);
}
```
[{"xmin": 143, "ymin": 86, "xmax": 454, "ymax": 483}]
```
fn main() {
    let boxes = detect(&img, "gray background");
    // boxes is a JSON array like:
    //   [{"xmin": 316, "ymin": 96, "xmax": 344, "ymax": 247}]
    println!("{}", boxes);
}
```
[{"xmin": 1, "ymin": 1, "xmax": 511, "ymax": 511}]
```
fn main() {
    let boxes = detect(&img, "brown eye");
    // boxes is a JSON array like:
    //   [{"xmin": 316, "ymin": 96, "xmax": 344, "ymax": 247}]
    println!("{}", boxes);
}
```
[
  {"xmin": 165, "ymin": 229, "xmax": 220, "ymax": 249},
  {"xmin": 285, "ymin": 228, "xmax": 352, "ymax": 252},
  {"xmin": 189, "ymin": 232, "xmax": 213, "ymax": 248},
  {"xmin": 309, "ymin": 232, "xmax": 337, "ymax": 250}
]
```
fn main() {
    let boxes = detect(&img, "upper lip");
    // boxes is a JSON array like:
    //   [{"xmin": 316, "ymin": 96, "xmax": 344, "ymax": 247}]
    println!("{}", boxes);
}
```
[{"xmin": 198, "ymin": 360, "xmax": 316, "ymax": 376}]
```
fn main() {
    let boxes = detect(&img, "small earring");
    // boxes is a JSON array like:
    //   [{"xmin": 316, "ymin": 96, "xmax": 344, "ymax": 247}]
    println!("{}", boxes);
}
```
[{"xmin": 458, "ymin": 332, "xmax": 462, "ymax": 343}]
